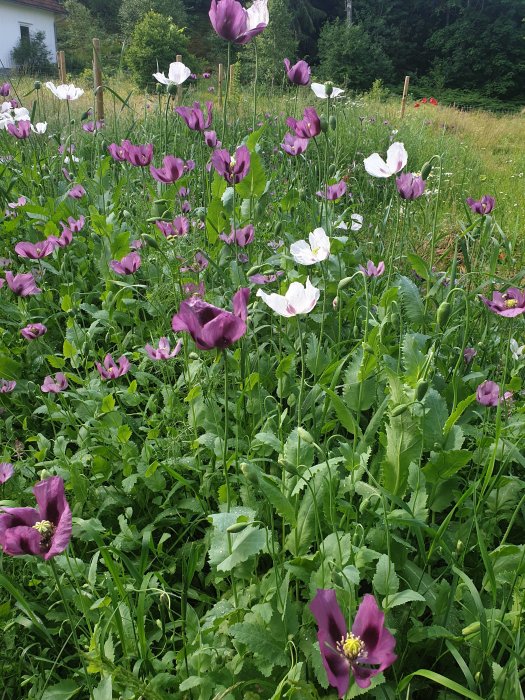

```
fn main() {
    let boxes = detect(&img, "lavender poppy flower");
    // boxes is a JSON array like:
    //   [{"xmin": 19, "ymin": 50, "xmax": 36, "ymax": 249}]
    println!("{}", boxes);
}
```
[
  {"xmin": 286, "ymin": 107, "xmax": 320, "ymax": 139},
  {"xmin": 0, "ymin": 476, "xmax": 72, "ymax": 559},
  {"xmin": 248, "ymin": 271, "xmax": 284, "ymax": 284},
  {"xmin": 82, "ymin": 120, "xmax": 104, "ymax": 132},
  {"xmin": 317, "ymin": 180, "xmax": 347, "ymax": 201},
  {"xmin": 0, "ymin": 379, "xmax": 16, "ymax": 393},
  {"xmin": 0, "ymin": 83, "xmax": 10, "ymax": 97},
  {"xmin": 64, "ymin": 215, "xmax": 85, "ymax": 233},
  {"xmin": 7, "ymin": 120, "xmax": 31, "ymax": 139},
  {"xmin": 108, "ymin": 142, "xmax": 129, "ymax": 162},
  {"xmin": 20, "ymin": 323, "xmax": 47, "ymax": 340},
  {"xmin": 171, "ymin": 289, "xmax": 250, "ymax": 350},
  {"xmin": 41, "ymin": 373, "xmax": 68, "ymax": 393},
  {"xmin": 51, "ymin": 227, "xmax": 73, "ymax": 248},
  {"xmin": 176, "ymin": 101, "xmax": 213, "ymax": 131},
  {"xmin": 204, "ymin": 130, "xmax": 221, "ymax": 148},
  {"xmin": 281, "ymin": 132, "xmax": 309, "ymax": 156},
  {"xmin": 359, "ymin": 261, "xmax": 385, "ymax": 277},
  {"xmin": 480, "ymin": 288, "xmax": 525, "ymax": 317},
  {"xmin": 181, "ymin": 200, "xmax": 191, "ymax": 213},
  {"xmin": 150, "ymin": 155, "xmax": 187, "ymax": 184},
  {"xmin": 123, "ymin": 141, "xmax": 153, "ymax": 167},
  {"xmin": 96, "ymin": 354, "xmax": 130, "ymax": 380},
  {"xmin": 310, "ymin": 589, "xmax": 396, "ymax": 696},
  {"xmin": 68, "ymin": 184, "xmax": 86, "ymax": 199},
  {"xmin": 194, "ymin": 252, "xmax": 209, "ymax": 270},
  {"xmin": 15, "ymin": 238, "xmax": 57, "ymax": 259},
  {"xmin": 203, "ymin": 72, "xmax": 211, "ymax": 79},
  {"xmin": 463, "ymin": 347, "xmax": 477, "ymax": 363},
  {"xmin": 466, "ymin": 195, "xmax": 495, "ymax": 215},
  {"xmin": 145, "ymin": 337, "xmax": 183, "ymax": 360},
  {"xmin": 183, "ymin": 281, "xmax": 206, "ymax": 298},
  {"xmin": 178, "ymin": 186, "xmax": 190, "ymax": 198},
  {"xmin": 7, "ymin": 196, "xmax": 26, "ymax": 209},
  {"xmin": 476, "ymin": 380, "xmax": 512, "ymax": 407},
  {"xmin": 0, "ymin": 462, "xmax": 13, "ymax": 483},
  {"xmin": 211, "ymin": 145, "xmax": 250, "ymax": 184},
  {"xmin": 5, "ymin": 272, "xmax": 41, "ymax": 296},
  {"xmin": 209, "ymin": 0, "xmax": 269, "ymax": 45},
  {"xmin": 110, "ymin": 252, "xmax": 142, "ymax": 275},
  {"xmin": 396, "ymin": 173, "xmax": 426, "ymax": 200},
  {"xmin": 284, "ymin": 58, "xmax": 310, "ymax": 86},
  {"xmin": 220, "ymin": 224, "xmax": 255, "ymax": 247}
]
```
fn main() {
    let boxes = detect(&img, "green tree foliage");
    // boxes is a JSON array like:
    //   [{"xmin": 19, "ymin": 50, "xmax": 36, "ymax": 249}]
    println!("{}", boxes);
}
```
[
  {"xmin": 125, "ymin": 11, "xmax": 191, "ymax": 89},
  {"xmin": 57, "ymin": 0, "xmax": 106, "ymax": 72},
  {"xmin": 10, "ymin": 30, "xmax": 52, "ymax": 75},
  {"xmin": 119, "ymin": 0, "xmax": 188, "ymax": 38},
  {"xmin": 78, "ymin": 0, "xmax": 123, "ymax": 33},
  {"xmin": 317, "ymin": 19, "xmax": 394, "ymax": 90}
]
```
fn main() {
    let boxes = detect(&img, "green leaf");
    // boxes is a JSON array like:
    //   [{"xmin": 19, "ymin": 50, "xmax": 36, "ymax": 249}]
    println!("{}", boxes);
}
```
[
  {"xmin": 236, "ymin": 151, "xmax": 266, "ymax": 199},
  {"xmin": 398, "ymin": 275, "xmax": 426, "ymax": 325},
  {"xmin": 41, "ymin": 681, "xmax": 80, "ymax": 700},
  {"xmin": 407, "ymin": 252, "xmax": 431, "ymax": 280},
  {"xmin": 423, "ymin": 449, "xmax": 472, "ymax": 482},
  {"xmin": 63, "ymin": 338, "xmax": 78, "ymax": 359},
  {"xmin": 286, "ymin": 469, "xmax": 327, "ymax": 556},
  {"xmin": 249, "ymin": 465, "xmax": 296, "ymax": 526},
  {"xmin": 325, "ymin": 388, "xmax": 360, "ymax": 436},
  {"xmin": 382, "ymin": 415, "xmax": 422, "ymax": 497},
  {"xmin": 230, "ymin": 621, "xmax": 288, "ymax": 672},
  {"xmin": 0, "ymin": 354, "xmax": 21, "ymax": 380},
  {"xmin": 384, "ymin": 589, "xmax": 425, "ymax": 609},
  {"xmin": 444, "ymin": 393, "xmax": 476, "ymax": 433},
  {"xmin": 373, "ymin": 554, "xmax": 399, "ymax": 596},
  {"xmin": 398, "ymin": 670, "xmax": 483, "ymax": 699},
  {"xmin": 283, "ymin": 428, "xmax": 314, "ymax": 470}
]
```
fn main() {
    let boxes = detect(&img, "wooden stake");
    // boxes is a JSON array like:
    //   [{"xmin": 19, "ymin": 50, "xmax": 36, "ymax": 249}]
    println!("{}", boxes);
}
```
[
  {"xmin": 400, "ymin": 75, "xmax": 410, "ymax": 119},
  {"xmin": 228, "ymin": 64, "xmax": 234, "ymax": 98},
  {"xmin": 218, "ymin": 63, "xmax": 223, "ymax": 105},
  {"xmin": 176, "ymin": 54, "xmax": 182, "ymax": 105},
  {"xmin": 92, "ymin": 38, "xmax": 104, "ymax": 121},
  {"xmin": 57, "ymin": 51, "xmax": 66, "ymax": 83}
]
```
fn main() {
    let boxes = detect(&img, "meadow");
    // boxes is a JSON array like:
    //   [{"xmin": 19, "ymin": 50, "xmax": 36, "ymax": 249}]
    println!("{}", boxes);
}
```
[{"xmin": 0, "ymin": 67, "xmax": 524, "ymax": 700}]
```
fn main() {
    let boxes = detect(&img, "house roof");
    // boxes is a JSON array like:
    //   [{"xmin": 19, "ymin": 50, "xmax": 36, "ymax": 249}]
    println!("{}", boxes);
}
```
[{"xmin": 6, "ymin": 0, "xmax": 66, "ymax": 14}]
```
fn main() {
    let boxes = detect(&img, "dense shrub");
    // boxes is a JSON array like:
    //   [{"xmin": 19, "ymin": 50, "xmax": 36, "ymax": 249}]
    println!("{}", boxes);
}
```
[{"xmin": 10, "ymin": 30, "xmax": 52, "ymax": 75}]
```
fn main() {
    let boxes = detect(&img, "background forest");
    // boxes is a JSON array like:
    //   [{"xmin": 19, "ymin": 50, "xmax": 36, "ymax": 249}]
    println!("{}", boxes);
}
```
[{"xmin": 54, "ymin": 0, "xmax": 525, "ymax": 110}]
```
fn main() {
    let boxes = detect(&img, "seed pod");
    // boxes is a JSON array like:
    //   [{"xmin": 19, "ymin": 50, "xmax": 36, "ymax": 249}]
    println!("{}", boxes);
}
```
[
  {"xmin": 421, "ymin": 160, "xmax": 433, "ymax": 180},
  {"xmin": 329, "ymin": 115, "xmax": 337, "ymax": 130},
  {"xmin": 320, "ymin": 115, "xmax": 328, "ymax": 133},
  {"xmin": 240, "ymin": 462, "xmax": 259, "ymax": 485},
  {"xmin": 415, "ymin": 379, "xmax": 429, "ymax": 401},
  {"xmin": 143, "ymin": 234, "xmax": 160, "ymax": 250},
  {"xmin": 391, "ymin": 403, "xmax": 409, "ymax": 417},
  {"xmin": 437, "ymin": 301, "xmax": 451, "ymax": 327},
  {"xmin": 167, "ymin": 83, "xmax": 178, "ymax": 95},
  {"xmin": 227, "ymin": 521, "xmax": 250, "ymax": 533}
]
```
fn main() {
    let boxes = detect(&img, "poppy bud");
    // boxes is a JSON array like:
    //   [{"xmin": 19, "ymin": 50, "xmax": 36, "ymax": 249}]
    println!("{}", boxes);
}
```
[
  {"xmin": 337, "ymin": 276, "xmax": 354, "ymax": 291},
  {"xmin": 297, "ymin": 427, "xmax": 314, "ymax": 443},
  {"xmin": 415, "ymin": 379, "xmax": 429, "ymax": 401},
  {"xmin": 421, "ymin": 160, "xmax": 433, "ymax": 180},
  {"xmin": 319, "ymin": 115, "xmax": 328, "ymax": 132},
  {"xmin": 328, "ymin": 164, "xmax": 336, "ymax": 177},
  {"xmin": 389, "ymin": 312, "xmax": 400, "ymax": 329},
  {"xmin": 34, "ymin": 80, "xmax": 42, "ymax": 90},
  {"xmin": 329, "ymin": 115, "xmax": 337, "ymax": 130},
  {"xmin": 193, "ymin": 206, "xmax": 206, "ymax": 221},
  {"xmin": 363, "ymin": 342, "xmax": 374, "ymax": 354},
  {"xmin": 152, "ymin": 199, "xmax": 168, "ymax": 218},
  {"xmin": 352, "ymin": 324, "xmax": 359, "ymax": 337},
  {"xmin": 240, "ymin": 462, "xmax": 259, "ymax": 485},
  {"xmin": 391, "ymin": 403, "xmax": 409, "ymax": 417},
  {"xmin": 433, "ymin": 442, "xmax": 442, "ymax": 452},
  {"xmin": 274, "ymin": 221, "xmax": 283, "ymax": 235},
  {"xmin": 143, "ymin": 234, "xmax": 160, "ymax": 250},
  {"xmin": 167, "ymin": 83, "xmax": 178, "ymax": 95},
  {"xmin": 227, "ymin": 521, "xmax": 250, "ymax": 533},
  {"xmin": 437, "ymin": 301, "xmax": 451, "ymax": 327},
  {"xmin": 155, "ymin": 83, "xmax": 163, "ymax": 94}
]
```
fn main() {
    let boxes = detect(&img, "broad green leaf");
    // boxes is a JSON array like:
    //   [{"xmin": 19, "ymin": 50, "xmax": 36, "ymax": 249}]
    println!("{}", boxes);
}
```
[
  {"xmin": 397, "ymin": 275, "xmax": 426, "ymax": 324},
  {"xmin": 41, "ymin": 681, "xmax": 80, "ymax": 700},
  {"xmin": 373, "ymin": 554, "xmax": 399, "ymax": 596},
  {"xmin": 423, "ymin": 449, "xmax": 471, "ymax": 482},
  {"xmin": 235, "ymin": 151, "xmax": 266, "ymax": 199},
  {"xmin": 0, "ymin": 354, "xmax": 21, "ymax": 379},
  {"xmin": 384, "ymin": 589, "xmax": 425, "ymax": 609}
]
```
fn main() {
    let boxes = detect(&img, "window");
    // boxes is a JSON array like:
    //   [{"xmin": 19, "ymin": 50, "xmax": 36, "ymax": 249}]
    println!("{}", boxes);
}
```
[{"xmin": 20, "ymin": 25, "xmax": 30, "ymax": 46}]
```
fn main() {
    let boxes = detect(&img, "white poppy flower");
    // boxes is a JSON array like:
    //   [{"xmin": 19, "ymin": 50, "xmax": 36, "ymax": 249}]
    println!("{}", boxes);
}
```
[
  {"xmin": 256, "ymin": 278, "xmax": 320, "ymax": 317},
  {"xmin": 153, "ymin": 61, "xmax": 191, "ymax": 86},
  {"xmin": 311, "ymin": 82, "xmax": 345, "ymax": 99},
  {"xmin": 290, "ymin": 227, "xmax": 330, "ymax": 265},
  {"xmin": 247, "ymin": 0, "xmax": 269, "ymax": 29},
  {"xmin": 363, "ymin": 141, "xmax": 408, "ymax": 178},
  {"xmin": 337, "ymin": 214, "xmax": 363, "ymax": 232},
  {"xmin": 45, "ymin": 82, "xmax": 84, "ymax": 100},
  {"xmin": 510, "ymin": 338, "xmax": 525, "ymax": 361},
  {"xmin": 31, "ymin": 122, "xmax": 47, "ymax": 134}
]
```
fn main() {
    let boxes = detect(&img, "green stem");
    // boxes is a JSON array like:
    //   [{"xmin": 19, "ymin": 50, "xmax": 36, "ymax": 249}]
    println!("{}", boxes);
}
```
[{"xmin": 223, "ymin": 350, "xmax": 231, "ymax": 511}]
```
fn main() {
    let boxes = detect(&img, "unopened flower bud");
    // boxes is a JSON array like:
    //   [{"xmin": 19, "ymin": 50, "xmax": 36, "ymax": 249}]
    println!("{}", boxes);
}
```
[
  {"xmin": 227, "ymin": 521, "xmax": 250, "ymax": 533},
  {"xmin": 167, "ymin": 83, "xmax": 178, "ymax": 95},
  {"xmin": 319, "ymin": 115, "xmax": 328, "ymax": 132},
  {"xmin": 34, "ymin": 80, "xmax": 42, "ymax": 90},
  {"xmin": 437, "ymin": 301, "xmax": 451, "ymax": 327},
  {"xmin": 160, "ymin": 591, "xmax": 170, "ymax": 608},
  {"xmin": 391, "ymin": 403, "xmax": 409, "ymax": 417},
  {"xmin": 329, "ymin": 115, "xmax": 337, "ymax": 130},
  {"xmin": 297, "ymin": 427, "xmax": 314, "ymax": 443},
  {"xmin": 142, "ymin": 234, "xmax": 160, "ymax": 250},
  {"xmin": 415, "ymin": 379, "xmax": 429, "ymax": 401},
  {"xmin": 421, "ymin": 160, "xmax": 433, "ymax": 180},
  {"xmin": 333, "ymin": 296, "xmax": 339, "ymax": 310},
  {"xmin": 155, "ymin": 83, "xmax": 163, "ymax": 94}
]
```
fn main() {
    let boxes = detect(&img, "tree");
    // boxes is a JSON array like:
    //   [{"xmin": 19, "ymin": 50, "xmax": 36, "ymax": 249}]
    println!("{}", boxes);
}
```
[
  {"xmin": 10, "ymin": 30, "xmax": 52, "ymax": 75},
  {"xmin": 57, "ymin": 0, "xmax": 106, "ymax": 72},
  {"xmin": 119, "ymin": 0, "xmax": 188, "ymax": 38}
]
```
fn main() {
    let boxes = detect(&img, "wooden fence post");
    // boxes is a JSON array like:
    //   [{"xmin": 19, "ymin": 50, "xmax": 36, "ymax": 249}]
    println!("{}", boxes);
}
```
[
  {"xmin": 92, "ymin": 38, "xmax": 104, "ymax": 122},
  {"xmin": 218, "ymin": 63, "xmax": 223, "ymax": 105},
  {"xmin": 228, "ymin": 64, "xmax": 234, "ymax": 98},
  {"xmin": 400, "ymin": 75, "xmax": 410, "ymax": 119},
  {"xmin": 57, "ymin": 51, "xmax": 66, "ymax": 83},
  {"xmin": 176, "ymin": 54, "xmax": 182, "ymax": 104}
]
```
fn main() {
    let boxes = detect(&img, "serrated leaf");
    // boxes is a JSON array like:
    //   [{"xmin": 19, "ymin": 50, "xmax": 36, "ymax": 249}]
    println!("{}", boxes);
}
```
[
  {"xmin": 373, "ymin": 554, "xmax": 399, "ymax": 596},
  {"xmin": 420, "ymin": 388, "xmax": 448, "ymax": 449},
  {"xmin": 384, "ymin": 589, "xmax": 425, "ymax": 608},
  {"xmin": 41, "ymin": 681, "xmax": 80, "ymax": 700},
  {"xmin": 286, "ymin": 469, "xmax": 327, "ymax": 556},
  {"xmin": 283, "ymin": 428, "xmax": 314, "ymax": 470},
  {"xmin": 398, "ymin": 275, "xmax": 426, "ymax": 325},
  {"xmin": 230, "ymin": 621, "xmax": 287, "ymax": 671},
  {"xmin": 210, "ymin": 525, "xmax": 267, "ymax": 572}
]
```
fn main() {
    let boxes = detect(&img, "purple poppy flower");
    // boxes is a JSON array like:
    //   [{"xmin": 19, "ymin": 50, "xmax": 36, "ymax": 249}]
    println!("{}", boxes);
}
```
[
  {"xmin": 96, "ymin": 354, "xmax": 130, "ymax": 380},
  {"xmin": 281, "ymin": 132, "xmax": 309, "ymax": 156},
  {"xmin": 175, "ymin": 101, "xmax": 213, "ymax": 132},
  {"xmin": 51, "ymin": 227, "xmax": 73, "ymax": 248},
  {"xmin": 203, "ymin": 72, "xmax": 211, "ymax": 79},
  {"xmin": 108, "ymin": 142, "xmax": 129, "ymax": 162},
  {"xmin": 464, "ymin": 347, "xmax": 477, "ymax": 363},
  {"xmin": 219, "ymin": 224, "xmax": 255, "ymax": 247},
  {"xmin": 68, "ymin": 184, "xmax": 86, "ymax": 199},
  {"xmin": 396, "ymin": 173, "xmax": 426, "ymax": 200},
  {"xmin": 466, "ymin": 195, "xmax": 495, "ymax": 215},
  {"xmin": 82, "ymin": 120, "xmax": 104, "ymax": 132},
  {"xmin": 110, "ymin": 252, "xmax": 142, "ymax": 275},
  {"xmin": 0, "ymin": 379, "xmax": 16, "ymax": 393},
  {"xmin": 480, "ymin": 288, "xmax": 525, "ymax": 317},
  {"xmin": 150, "ymin": 155, "xmax": 187, "ymax": 184},
  {"xmin": 476, "ymin": 380, "xmax": 512, "ymax": 407},
  {"xmin": 15, "ymin": 238, "xmax": 57, "ymax": 259},
  {"xmin": 317, "ymin": 180, "xmax": 347, "ymax": 201},
  {"xmin": 20, "ymin": 323, "xmax": 47, "ymax": 340},
  {"xmin": 63, "ymin": 215, "xmax": 85, "ymax": 233},
  {"xmin": 183, "ymin": 281, "xmax": 206, "ymax": 298},
  {"xmin": 0, "ymin": 462, "xmax": 13, "ymax": 484},
  {"xmin": 41, "ymin": 373, "xmax": 68, "ymax": 393},
  {"xmin": 359, "ymin": 261, "xmax": 385, "ymax": 277},
  {"xmin": 7, "ymin": 196, "xmax": 26, "ymax": 209},
  {"xmin": 181, "ymin": 200, "xmax": 191, "ymax": 213},
  {"xmin": 248, "ymin": 271, "xmax": 284, "ymax": 284},
  {"xmin": 171, "ymin": 288, "xmax": 250, "ymax": 350},
  {"xmin": 5, "ymin": 272, "xmax": 41, "ymax": 296},
  {"xmin": 284, "ymin": 58, "xmax": 310, "ymax": 86},
  {"xmin": 286, "ymin": 107, "xmax": 320, "ymax": 139},
  {"xmin": 0, "ymin": 476, "xmax": 72, "ymax": 560},
  {"xmin": 232, "ymin": 287, "xmax": 250, "ymax": 321},
  {"xmin": 7, "ymin": 120, "xmax": 31, "ymax": 139},
  {"xmin": 145, "ymin": 337, "xmax": 183, "ymax": 360},
  {"xmin": 209, "ymin": 0, "xmax": 269, "ymax": 45},
  {"xmin": 211, "ymin": 145, "xmax": 250, "ymax": 184},
  {"xmin": 194, "ymin": 252, "xmax": 209, "ymax": 270},
  {"xmin": 123, "ymin": 141, "xmax": 153, "ymax": 167},
  {"xmin": 185, "ymin": 160, "xmax": 196, "ymax": 173},
  {"xmin": 204, "ymin": 130, "xmax": 221, "ymax": 148},
  {"xmin": 310, "ymin": 589, "xmax": 397, "ymax": 696},
  {"xmin": 0, "ymin": 83, "xmax": 10, "ymax": 97},
  {"xmin": 156, "ymin": 217, "xmax": 190, "ymax": 238}
]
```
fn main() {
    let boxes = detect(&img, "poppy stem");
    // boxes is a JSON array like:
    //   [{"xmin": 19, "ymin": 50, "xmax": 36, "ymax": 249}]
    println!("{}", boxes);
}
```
[{"xmin": 223, "ymin": 350, "xmax": 231, "ymax": 511}]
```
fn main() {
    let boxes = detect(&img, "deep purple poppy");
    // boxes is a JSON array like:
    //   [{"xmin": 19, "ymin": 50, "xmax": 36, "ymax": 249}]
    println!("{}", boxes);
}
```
[
  {"xmin": 181, "ymin": 200, "xmax": 191, "ymax": 213},
  {"xmin": 0, "ymin": 476, "xmax": 72, "ymax": 560},
  {"xmin": 204, "ymin": 130, "xmax": 221, "ymax": 148},
  {"xmin": 211, "ymin": 145, "xmax": 250, "ymax": 185},
  {"xmin": 284, "ymin": 58, "xmax": 310, "ymax": 86},
  {"xmin": 20, "ymin": 323, "xmax": 47, "ymax": 340},
  {"xmin": 281, "ymin": 132, "xmax": 309, "ymax": 156},
  {"xmin": 220, "ymin": 224, "xmax": 255, "ymax": 247},
  {"xmin": 248, "ymin": 271, "xmax": 284, "ymax": 284},
  {"xmin": 317, "ymin": 180, "xmax": 347, "ymax": 201},
  {"xmin": 145, "ymin": 337, "xmax": 183, "ymax": 360},
  {"xmin": 150, "ymin": 155, "xmax": 187, "ymax": 184},
  {"xmin": 310, "ymin": 589, "xmax": 396, "ymax": 696},
  {"xmin": 183, "ymin": 281, "xmax": 206, "ymax": 298},
  {"xmin": 171, "ymin": 289, "xmax": 250, "ymax": 350},
  {"xmin": 463, "ymin": 347, "xmax": 477, "ymax": 364},
  {"xmin": 209, "ymin": 0, "xmax": 268, "ymax": 45},
  {"xmin": 68, "ymin": 184, "xmax": 86, "ymax": 199},
  {"xmin": 15, "ymin": 238, "xmax": 57, "ymax": 259},
  {"xmin": 476, "ymin": 380, "xmax": 512, "ymax": 407},
  {"xmin": 0, "ymin": 83, "xmax": 10, "ymax": 97},
  {"xmin": 82, "ymin": 120, "xmax": 104, "ymax": 132},
  {"xmin": 480, "ymin": 288, "xmax": 525, "ymax": 317},
  {"xmin": 175, "ymin": 101, "xmax": 213, "ymax": 131},
  {"xmin": 7, "ymin": 120, "xmax": 31, "ymax": 139},
  {"xmin": 96, "ymin": 354, "xmax": 130, "ymax": 380},
  {"xmin": 110, "ymin": 252, "xmax": 142, "ymax": 275},
  {"xmin": 5, "ymin": 272, "xmax": 41, "ymax": 296},
  {"xmin": 108, "ymin": 142, "xmax": 129, "ymax": 162},
  {"xmin": 41, "ymin": 373, "xmax": 68, "ymax": 393},
  {"xmin": 63, "ymin": 215, "xmax": 85, "ymax": 233},
  {"xmin": 0, "ymin": 462, "xmax": 13, "ymax": 484},
  {"xmin": 286, "ymin": 107, "xmax": 320, "ymax": 139},
  {"xmin": 0, "ymin": 379, "xmax": 16, "ymax": 393},
  {"xmin": 466, "ymin": 195, "xmax": 495, "ymax": 215},
  {"xmin": 122, "ymin": 140, "xmax": 153, "ymax": 167},
  {"xmin": 396, "ymin": 173, "xmax": 426, "ymax": 200},
  {"xmin": 359, "ymin": 261, "xmax": 385, "ymax": 277}
]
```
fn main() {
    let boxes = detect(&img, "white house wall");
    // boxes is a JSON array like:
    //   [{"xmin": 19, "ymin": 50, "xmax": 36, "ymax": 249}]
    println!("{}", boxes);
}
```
[{"xmin": 0, "ymin": 1, "xmax": 57, "ymax": 70}]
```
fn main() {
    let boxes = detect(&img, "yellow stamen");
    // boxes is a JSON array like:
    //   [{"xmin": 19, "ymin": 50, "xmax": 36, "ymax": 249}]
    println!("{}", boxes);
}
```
[
  {"xmin": 336, "ymin": 633, "xmax": 366, "ymax": 661},
  {"xmin": 505, "ymin": 299, "xmax": 518, "ymax": 309}
]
